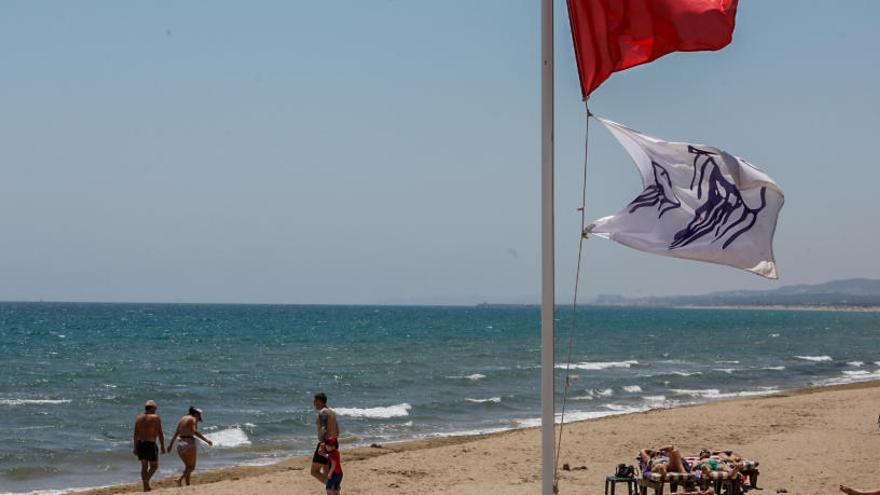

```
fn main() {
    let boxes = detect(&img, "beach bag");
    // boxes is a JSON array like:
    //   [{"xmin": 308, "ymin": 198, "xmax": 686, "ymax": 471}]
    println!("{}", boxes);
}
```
[{"xmin": 616, "ymin": 464, "xmax": 635, "ymax": 478}]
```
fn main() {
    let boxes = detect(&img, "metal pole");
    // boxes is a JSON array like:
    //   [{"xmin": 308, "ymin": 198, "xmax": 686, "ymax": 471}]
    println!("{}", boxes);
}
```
[{"xmin": 540, "ymin": 0, "xmax": 555, "ymax": 493}]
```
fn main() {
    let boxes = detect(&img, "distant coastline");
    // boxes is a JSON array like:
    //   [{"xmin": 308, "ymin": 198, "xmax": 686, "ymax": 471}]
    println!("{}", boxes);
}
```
[
  {"xmin": 476, "ymin": 302, "xmax": 880, "ymax": 312},
  {"xmin": 479, "ymin": 277, "xmax": 880, "ymax": 310},
  {"xmin": 672, "ymin": 304, "xmax": 880, "ymax": 313}
]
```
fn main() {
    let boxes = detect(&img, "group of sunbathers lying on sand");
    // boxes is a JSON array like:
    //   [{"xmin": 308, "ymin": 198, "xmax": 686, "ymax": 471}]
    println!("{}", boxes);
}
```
[{"xmin": 639, "ymin": 445, "xmax": 745, "ymax": 480}]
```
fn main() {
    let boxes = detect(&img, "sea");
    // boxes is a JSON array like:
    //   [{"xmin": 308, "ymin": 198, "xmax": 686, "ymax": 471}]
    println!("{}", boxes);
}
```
[{"xmin": 1, "ymin": 302, "xmax": 878, "ymax": 494}]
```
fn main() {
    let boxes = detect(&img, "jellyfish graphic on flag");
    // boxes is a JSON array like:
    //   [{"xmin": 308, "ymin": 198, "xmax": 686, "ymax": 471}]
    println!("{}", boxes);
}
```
[{"xmin": 586, "ymin": 117, "xmax": 784, "ymax": 279}]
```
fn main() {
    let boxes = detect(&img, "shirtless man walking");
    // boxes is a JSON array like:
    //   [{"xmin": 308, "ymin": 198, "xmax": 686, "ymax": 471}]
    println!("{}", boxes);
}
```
[
  {"xmin": 132, "ymin": 400, "xmax": 166, "ymax": 492},
  {"xmin": 310, "ymin": 392, "xmax": 340, "ymax": 484}
]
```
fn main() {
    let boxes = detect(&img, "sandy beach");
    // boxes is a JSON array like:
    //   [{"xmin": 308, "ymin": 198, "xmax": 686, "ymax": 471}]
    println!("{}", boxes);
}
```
[{"xmin": 73, "ymin": 381, "xmax": 880, "ymax": 495}]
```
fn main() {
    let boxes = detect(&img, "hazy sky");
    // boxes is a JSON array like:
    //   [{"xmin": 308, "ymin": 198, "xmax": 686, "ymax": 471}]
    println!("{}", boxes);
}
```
[{"xmin": 1, "ymin": 1, "xmax": 878, "ymax": 305}]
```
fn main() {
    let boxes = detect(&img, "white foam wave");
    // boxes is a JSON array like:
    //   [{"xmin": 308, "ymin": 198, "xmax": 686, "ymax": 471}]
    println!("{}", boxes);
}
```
[
  {"xmin": 813, "ymin": 370, "xmax": 880, "ymax": 386},
  {"xmin": 713, "ymin": 368, "xmax": 736, "ymax": 374},
  {"xmin": 715, "ymin": 360, "xmax": 740, "ymax": 364},
  {"xmin": 670, "ymin": 388, "xmax": 721, "ymax": 398},
  {"xmin": 714, "ymin": 388, "xmax": 780, "ymax": 399},
  {"xmin": 335, "ymin": 403, "xmax": 411, "ymax": 419},
  {"xmin": 209, "ymin": 427, "xmax": 252, "ymax": 448},
  {"xmin": 763, "ymin": 366, "xmax": 786, "ymax": 371},
  {"xmin": 604, "ymin": 403, "xmax": 642, "ymax": 412},
  {"xmin": 671, "ymin": 387, "xmax": 779, "ymax": 400},
  {"xmin": 796, "ymin": 355, "xmax": 832, "ymax": 362},
  {"xmin": 623, "ymin": 385, "xmax": 642, "ymax": 393},
  {"xmin": 597, "ymin": 388, "xmax": 614, "ymax": 397},
  {"xmin": 514, "ymin": 405, "xmax": 647, "ymax": 428},
  {"xmin": 465, "ymin": 397, "xmax": 501, "ymax": 404},
  {"xmin": 670, "ymin": 371, "xmax": 702, "ymax": 376},
  {"xmin": 642, "ymin": 395, "xmax": 667, "ymax": 402},
  {"xmin": 447, "ymin": 374, "xmax": 486, "ymax": 381},
  {"xmin": 769, "ymin": 333, "xmax": 780, "ymax": 338},
  {"xmin": 0, "ymin": 399, "xmax": 71, "ymax": 406},
  {"xmin": 557, "ymin": 360, "xmax": 638, "ymax": 370},
  {"xmin": 421, "ymin": 426, "xmax": 512, "ymax": 438},
  {"xmin": 847, "ymin": 361, "xmax": 864, "ymax": 367}
]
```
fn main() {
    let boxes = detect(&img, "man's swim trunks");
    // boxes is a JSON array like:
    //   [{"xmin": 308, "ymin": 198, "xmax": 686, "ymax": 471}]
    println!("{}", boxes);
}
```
[
  {"xmin": 136, "ymin": 440, "xmax": 159, "ymax": 462},
  {"xmin": 312, "ymin": 442, "xmax": 329, "ymax": 465}
]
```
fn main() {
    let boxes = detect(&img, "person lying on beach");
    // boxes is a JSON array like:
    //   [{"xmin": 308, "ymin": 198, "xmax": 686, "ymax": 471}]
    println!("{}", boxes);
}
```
[
  {"xmin": 166, "ymin": 407, "xmax": 213, "ymax": 487},
  {"xmin": 321, "ymin": 436, "xmax": 343, "ymax": 495},
  {"xmin": 132, "ymin": 400, "xmax": 165, "ymax": 492},
  {"xmin": 841, "ymin": 485, "xmax": 880, "ymax": 495},
  {"xmin": 710, "ymin": 449, "xmax": 742, "ymax": 463},
  {"xmin": 311, "ymin": 393, "xmax": 340, "ymax": 484},
  {"xmin": 639, "ymin": 445, "xmax": 689, "ymax": 477},
  {"xmin": 693, "ymin": 449, "xmax": 742, "ymax": 479}
]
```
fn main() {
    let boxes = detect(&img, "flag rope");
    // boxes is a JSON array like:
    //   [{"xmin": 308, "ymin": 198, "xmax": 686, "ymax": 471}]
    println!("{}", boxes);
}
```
[{"xmin": 554, "ymin": 101, "xmax": 592, "ymax": 489}]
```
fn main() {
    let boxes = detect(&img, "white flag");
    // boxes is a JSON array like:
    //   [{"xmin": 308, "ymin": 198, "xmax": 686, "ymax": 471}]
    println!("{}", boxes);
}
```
[{"xmin": 587, "ymin": 116, "xmax": 784, "ymax": 279}]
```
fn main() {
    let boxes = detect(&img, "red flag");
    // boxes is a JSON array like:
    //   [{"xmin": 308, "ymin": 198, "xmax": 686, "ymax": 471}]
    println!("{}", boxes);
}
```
[{"xmin": 567, "ymin": 0, "xmax": 738, "ymax": 98}]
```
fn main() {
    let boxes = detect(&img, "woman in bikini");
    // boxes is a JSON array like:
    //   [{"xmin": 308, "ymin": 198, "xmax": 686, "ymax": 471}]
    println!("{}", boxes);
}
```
[{"xmin": 167, "ymin": 407, "xmax": 213, "ymax": 486}]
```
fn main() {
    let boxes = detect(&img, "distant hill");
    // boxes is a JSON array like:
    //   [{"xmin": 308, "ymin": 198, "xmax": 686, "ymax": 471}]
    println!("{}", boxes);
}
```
[{"xmin": 593, "ymin": 278, "xmax": 880, "ymax": 307}]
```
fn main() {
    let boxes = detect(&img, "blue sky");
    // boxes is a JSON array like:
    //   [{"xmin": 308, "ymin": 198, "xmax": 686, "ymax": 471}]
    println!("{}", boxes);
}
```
[{"xmin": 1, "ymin": 1, "xmax": 878, "ymax": 304}]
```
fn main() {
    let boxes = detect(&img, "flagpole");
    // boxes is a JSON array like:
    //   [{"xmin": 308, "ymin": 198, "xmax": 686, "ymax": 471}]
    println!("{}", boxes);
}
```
[{"xmin": 540, "ymin": 0, "xmax": 555, "ymax": 493}]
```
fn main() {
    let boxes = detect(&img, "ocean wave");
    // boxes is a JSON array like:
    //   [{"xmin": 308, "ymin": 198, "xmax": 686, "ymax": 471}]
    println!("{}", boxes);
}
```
[
  {"xmin": 642, "ymin": 395, "xmax": 666, "ymax": 402},
  {"xmin": 715, "ymin": 360, "xmax": 740, "ymax": 364},
  {"xmin": 623, "ymin": 385, "xmax": 642, "ymax": 393},
  {"xmin": 795, "ymin": 355, "xmax": 832, "ymax": 362},
  {"xmin": 0, "ymin": 399, "xmax": 71, "ymax": 406},
  {"xmin": 714, "ymin": 388, "xmax": 780, "ymax": 399},
  {"xmin": 604, "ymin": 403, "xmax": 644, "ymax": 413},
  {"xmin": 670, "ymin": 388, "xmax": 721, "ymax": 398},
  {"xmin": 669, "ymin": 371, "xmax": 702, "ymax": 377},
  {"xmin": 557, "ymin": 360, "xmax": 638, "ymax": 370},
  {"xmin": 671, "ymin": 387, "xmax": 779, "ymax": 400},
  {"xmin": 769, "ymin": 333, "xmax": 780, "ymax": 338},
  {"xmin": 335, "ymin": 403, "xmax": 411, "ymax": 419},
  {"xmin": 446, "ymin": 374, "xmax": 486, "ymax": 381},
  {"xmin": 420, "ymin": 426, "xmax": 512, "ymax": 438},
  {"xmin": 209, "ymin": 427, "xmax": 252, "ymax": 448},
  {"xmin": 713, "ymin": 368, "xmax": 736, "ymax": 374},
  {"xmin": 514, "ymin": 406, "xmax": 646, "ymax": 428},
  {"xmin": 763, "ymin": 366, "xmax": 786, "ymax": 371},
  {"xmin": 465, "ymin": 397, "xmax": 501, "ymax": 404},
  {"xmin": 813, "ymin": 370, "xmax": 880, "ymax": 387},
  {"xmin": 847, "ymin": 361, "xmax": 864, "ymax": 367}
]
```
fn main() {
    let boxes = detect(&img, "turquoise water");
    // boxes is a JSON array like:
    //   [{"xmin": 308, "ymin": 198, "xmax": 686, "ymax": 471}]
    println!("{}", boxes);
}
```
[{"xmin": 1, "ymin": 302, "xmax": 878, "ymax": 494}]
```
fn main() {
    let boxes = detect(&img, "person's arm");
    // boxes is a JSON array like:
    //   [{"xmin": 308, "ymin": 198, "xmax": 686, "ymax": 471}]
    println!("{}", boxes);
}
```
[
  {"xmin": 194, "ymin": 431, "xmax": 213, "ymax": 446},
  {"xmin": 328, "ymin": 454, "xmax": 337, "ymax": 477},
  {"xmin": 167, "ymin": 424, "xmax": 179, "ymax": 453},
  {"xmin": 158, "ymin": 418, "xmax": 166, "ymax": 454},
  {"xmin": 328, "ymin": 413, "xmax": 339, "ymax": 438},
  {"xmin": 639, "ymin": 449, "xmax": 651, "ymax": 464},
  {"xmin": 317, "ymin": 411, "xmax": 327, "ymax": 439},
  {"xmin": 132, "ymin": 420, "xmax": 139, "ymax": 456}
]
